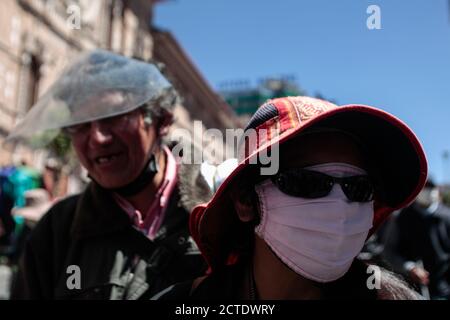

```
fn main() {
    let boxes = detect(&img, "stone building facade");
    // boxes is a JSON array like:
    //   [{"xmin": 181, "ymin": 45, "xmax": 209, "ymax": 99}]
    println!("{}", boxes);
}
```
[{"xmin": 0, "ymin": 0, "xmax": 240, "ymax": 167}]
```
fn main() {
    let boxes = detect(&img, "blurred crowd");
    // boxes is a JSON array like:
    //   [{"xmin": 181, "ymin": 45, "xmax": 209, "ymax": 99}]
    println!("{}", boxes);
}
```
[
  {"xmin": 359, "ymin": 179, "xmax": 450, "ymax": 299},
  {"xmin": 0, "ymin": 159, "xmax": 86, "ymax": 298}
]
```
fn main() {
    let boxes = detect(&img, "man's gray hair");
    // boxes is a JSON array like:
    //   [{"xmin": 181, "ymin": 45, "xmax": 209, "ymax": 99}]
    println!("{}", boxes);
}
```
[{"xmin": 140, "ymin": 87, "xmax": 179, "ymax": 128}]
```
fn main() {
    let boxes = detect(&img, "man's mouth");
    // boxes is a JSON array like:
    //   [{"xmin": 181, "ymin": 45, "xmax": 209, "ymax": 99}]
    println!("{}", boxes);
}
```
[{"xmin": 93, "ymin": 153, "xmax": 123, "ymax": 165}]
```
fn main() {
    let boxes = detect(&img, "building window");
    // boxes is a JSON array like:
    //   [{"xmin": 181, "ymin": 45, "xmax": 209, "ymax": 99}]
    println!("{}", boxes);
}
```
[{"xmin": 26, "ymin": 55, "xmax": 41, "ymax": 111}]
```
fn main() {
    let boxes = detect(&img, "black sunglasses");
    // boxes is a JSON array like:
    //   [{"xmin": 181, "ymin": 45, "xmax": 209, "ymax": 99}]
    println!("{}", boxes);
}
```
[{"xmin": 271, "ymin": 168, "xmax": 375, "ymax": 202}]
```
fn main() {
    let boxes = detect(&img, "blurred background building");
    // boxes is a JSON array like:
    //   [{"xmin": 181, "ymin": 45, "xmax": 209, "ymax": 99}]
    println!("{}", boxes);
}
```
[
  {"xmin": 219, "ymin": 75, "xmax": 304, "ymax": 123},
  {"xmin": 219, "ymin": 75, "xmax": 336, "ymax": 124},
  {"xmin": 0, "ymin": 0, "xmax": 240, "ymax": 169}
]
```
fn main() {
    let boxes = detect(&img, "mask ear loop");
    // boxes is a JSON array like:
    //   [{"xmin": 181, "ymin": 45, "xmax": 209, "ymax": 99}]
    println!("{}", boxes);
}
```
[{"xmin": 254, "ymin": 181, "xmax": 270, "ymax": 238}]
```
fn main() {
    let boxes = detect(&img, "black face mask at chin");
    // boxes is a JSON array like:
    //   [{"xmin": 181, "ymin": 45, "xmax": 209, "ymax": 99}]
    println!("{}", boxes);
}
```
[
  {"xmin": 112, "ymin": 154, "xmax": 160, "ymax": 197},
  {"xmin": 88, "ymin": 153, "xmax": 160, "ymax": 197}
]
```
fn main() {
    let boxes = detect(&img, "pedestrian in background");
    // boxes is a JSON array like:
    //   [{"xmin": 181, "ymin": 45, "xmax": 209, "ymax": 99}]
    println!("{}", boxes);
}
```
[{"xmin": 383, "ymin": 179, "xmax": 450, "ymax": 299}]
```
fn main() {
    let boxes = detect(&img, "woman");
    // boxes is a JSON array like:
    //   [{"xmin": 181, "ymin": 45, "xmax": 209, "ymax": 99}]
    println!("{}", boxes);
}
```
[{"xmin": 154, "ymin": 96, "xmax": 427, "ymax": 300}]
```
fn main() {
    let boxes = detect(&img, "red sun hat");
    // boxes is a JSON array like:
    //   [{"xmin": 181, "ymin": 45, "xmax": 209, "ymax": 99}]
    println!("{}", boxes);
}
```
[{"xmin": 190, "ymin": 96, "xmax": 428, "ymax": 270}]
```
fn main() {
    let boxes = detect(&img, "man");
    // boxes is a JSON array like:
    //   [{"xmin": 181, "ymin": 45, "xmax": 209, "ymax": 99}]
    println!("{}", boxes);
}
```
[
  {"xmin": 383, "ymin": 179, "xmax": 450, "ymax": 299},
  {"xmin": 9, "ymin": 50, "xmax": 211, "ymax": 299},
  {"xmin": 154, "ymin": 96, "xmax": 427, "ymax": 300}
]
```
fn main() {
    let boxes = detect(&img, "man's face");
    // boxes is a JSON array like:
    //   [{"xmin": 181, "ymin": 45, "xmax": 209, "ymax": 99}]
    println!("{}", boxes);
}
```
[{"xmin": 69, "ymin": 110, "xmax": 157, "ymax": 189}]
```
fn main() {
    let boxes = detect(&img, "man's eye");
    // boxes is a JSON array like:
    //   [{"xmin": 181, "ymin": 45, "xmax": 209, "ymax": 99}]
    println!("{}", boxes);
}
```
[
  {"xmin": 66, "ymin": 123, "xmax": 88, "ymax": 134},
  {"xmin": 102, "ymin": 114, "xmax": 129, "ymax": 125}
]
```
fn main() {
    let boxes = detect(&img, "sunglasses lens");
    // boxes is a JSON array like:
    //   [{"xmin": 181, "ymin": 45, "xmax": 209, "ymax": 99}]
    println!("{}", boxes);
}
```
[
  {"xmin": 273, "ymin": 170, "xmax": 333, "ymax": 198},
  {"xmin": 273, "ymin": 169, "xmax": 374, "ymax": 202},
  {"xmin": 341, "ymin": 176, "xmax": 374, "ymax": 202}
]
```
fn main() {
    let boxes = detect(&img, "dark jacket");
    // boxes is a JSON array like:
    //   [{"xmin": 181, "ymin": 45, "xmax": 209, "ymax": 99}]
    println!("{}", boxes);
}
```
[
  {"xmin": 11, "ymin": 162, "xmax": 212, "ymax": 299},
  {"xmin": 383, "ymin": 203, "xmax": 450, "ymax": 299},
  {"xmin": 0, "ymin": 189, "xmax": 15, "ymax": 249}
]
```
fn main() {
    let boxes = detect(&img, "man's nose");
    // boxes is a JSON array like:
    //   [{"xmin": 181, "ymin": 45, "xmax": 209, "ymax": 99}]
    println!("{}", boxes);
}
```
[{"xmin": 88, "ymin": 121, "xmax": 113, "ymax": 146}]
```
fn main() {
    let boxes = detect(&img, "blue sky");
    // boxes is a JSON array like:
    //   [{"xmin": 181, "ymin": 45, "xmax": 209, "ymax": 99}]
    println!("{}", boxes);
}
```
[{"xmin": 155, "ymin": 0, "xmax": 450, "ymax": 184}]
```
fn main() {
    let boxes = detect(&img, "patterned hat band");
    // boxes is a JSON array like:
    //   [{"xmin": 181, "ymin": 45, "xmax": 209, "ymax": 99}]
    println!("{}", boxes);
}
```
[{"xmin": 237, "ymin": 96, "xmax": 340, "ymax": 162}]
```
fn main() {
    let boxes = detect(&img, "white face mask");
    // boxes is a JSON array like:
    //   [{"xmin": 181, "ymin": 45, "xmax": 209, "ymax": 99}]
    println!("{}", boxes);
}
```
[{"xmin": 254, "ymin": 163, "xmax": 374, "ymax": 283}]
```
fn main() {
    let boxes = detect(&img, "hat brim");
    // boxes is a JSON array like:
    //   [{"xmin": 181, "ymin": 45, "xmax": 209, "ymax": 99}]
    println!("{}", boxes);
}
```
[{"xmin": 191, "ymin": 104, "xmax": 427, "ymax": 268}]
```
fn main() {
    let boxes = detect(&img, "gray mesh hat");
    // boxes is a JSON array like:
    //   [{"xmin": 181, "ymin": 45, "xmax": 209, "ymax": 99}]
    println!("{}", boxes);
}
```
[{"xmin": 7, "ymin": 49, "xmax": 176, "ymax": 146}]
